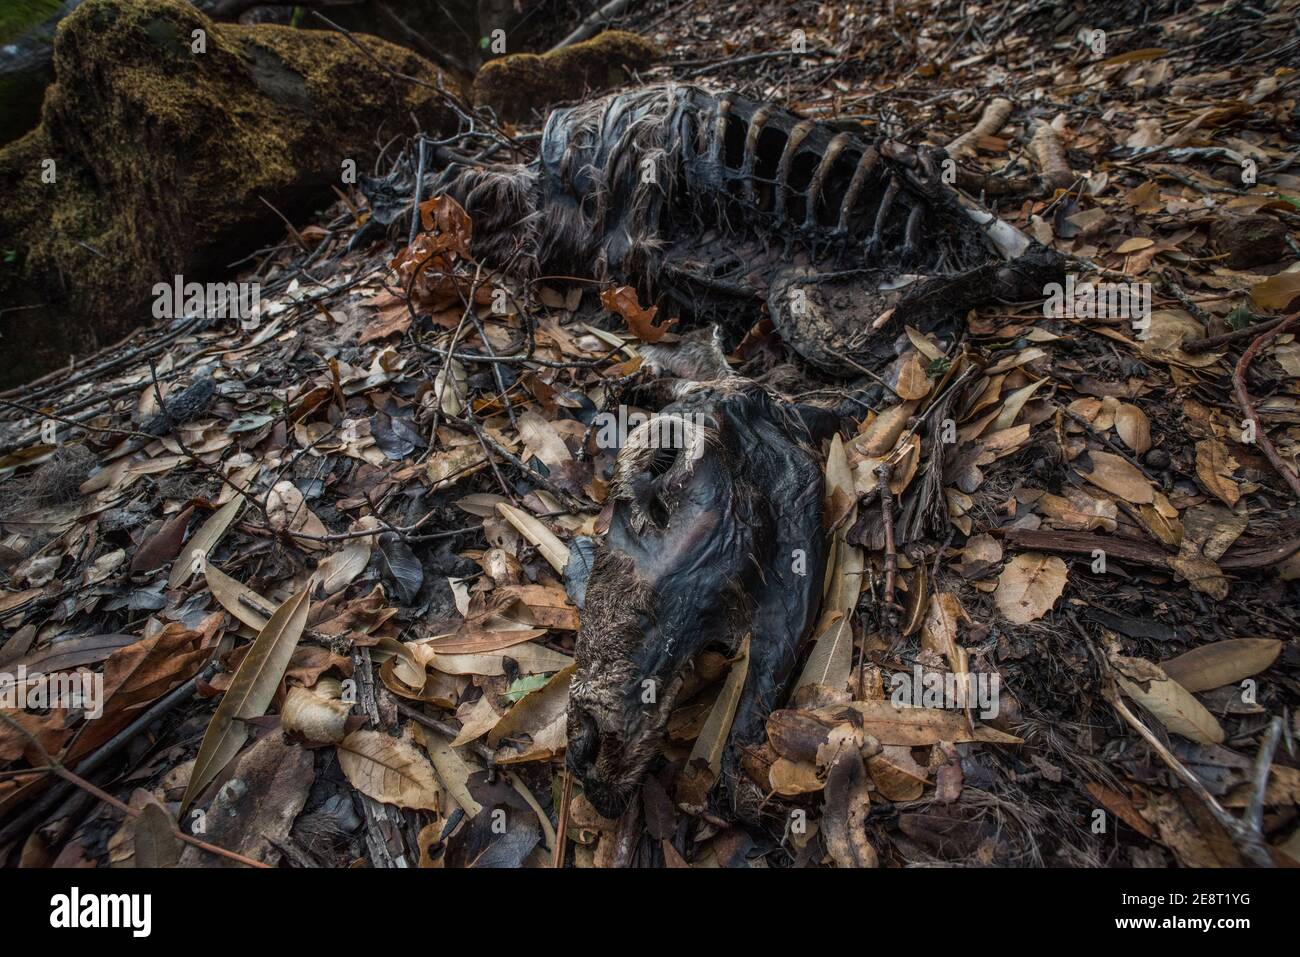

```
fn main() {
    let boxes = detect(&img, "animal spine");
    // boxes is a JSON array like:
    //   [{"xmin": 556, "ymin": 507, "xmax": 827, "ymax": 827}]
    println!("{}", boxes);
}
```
[{"xmin": 442, "ymin": 84, "xmax": 1063, "ymax": 371}]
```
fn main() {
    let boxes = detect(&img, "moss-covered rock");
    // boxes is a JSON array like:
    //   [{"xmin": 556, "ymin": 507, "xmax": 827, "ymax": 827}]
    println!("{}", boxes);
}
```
[
  {"xmin": 0, "ymin": 0, "xmax": 455, "ymax": 388},
  {"xmin": 471, "ymin": 30, "xmax": 657, "ymax": 124}
]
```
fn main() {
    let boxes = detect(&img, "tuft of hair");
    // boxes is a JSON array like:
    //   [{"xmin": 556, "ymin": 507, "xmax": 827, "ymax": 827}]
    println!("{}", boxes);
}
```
[
  {"xmin": 640, "ymin": 325, "xmax": 734, "ymax": 382},
  {"xmin": 443, "ymin": 164, "xmax": 540, "ymax": 273},
  {"xmin": 0, "ymin": 443, "xmax": 96, "ymax": 517}
]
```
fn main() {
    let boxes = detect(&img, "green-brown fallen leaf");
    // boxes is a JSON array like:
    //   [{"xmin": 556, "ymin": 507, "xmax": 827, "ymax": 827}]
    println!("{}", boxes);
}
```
[
  {"xmin": 168, "ymin": 494, "xmax": 244, "ymax": 589},
  {"xmin": 181, "ymin": 582, "xmax": 312, "ymax": 811}
]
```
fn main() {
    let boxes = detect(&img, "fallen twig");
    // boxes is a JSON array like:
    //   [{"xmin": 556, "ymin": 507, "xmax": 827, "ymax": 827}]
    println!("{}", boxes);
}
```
[
  {"xmin": 553, "ymin": 770, "xmax": 573, "ymax": 869},
  {"xmin": 0, "ymin": 665, "xmax": 218, "ymax": 850},
  {"xmin": 0, "ymin": 706, "xmax": 267, "ymax": 868},
  {"xmin": 1185, "ymin": 316, "xmax": 1284, "ymax": 354},
  {"xmin": 1232, "ymin": 312, "xmax": 1300, "ymax": 499},
  {"xmin": 551, "ymin": 0, "xmax": 638, "ymax": 51}
]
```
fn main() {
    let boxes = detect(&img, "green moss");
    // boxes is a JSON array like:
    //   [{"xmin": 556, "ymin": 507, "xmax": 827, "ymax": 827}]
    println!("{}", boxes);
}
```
[
  {"xmin": 0, "ymin": 0, "xmax": 64, "ymax": 47},
  {"xmin": 0, "ymin": 0, "xmax": 455, "ymax": 388},
  {"xmin": 472, "ymin": 30, "xmax": 657, "ymax": 123}
]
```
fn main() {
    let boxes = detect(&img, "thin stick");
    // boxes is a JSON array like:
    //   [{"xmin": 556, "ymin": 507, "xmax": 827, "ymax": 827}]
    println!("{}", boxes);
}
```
[
  {"xmin": 408, "ymin": 136, "xmax": 428, "ymax": 249},
  {"xmin": 0, "ymin": 667, "xmax": 215, "ymax": 848},
  {"xmin": 1185, "ymin": 315, "xmax": 1284, "ymax": 354},
  {"xmin": 1245, "ymin": 717, "xmax": 1284, "ymax": 839},
  {"xmin": 1072, "ymin": 615, "xmax": 1277, "ymax": 868},
  {"xmin": 0, "ymin": 713, "xmax": 268, "ymax": 868},
  {"xmin": 1233, "ymin": 312, "xmax": 1300, "ymax": 499},
  {"xmin": 876, "ymin": 463, "xmax": 897, "ymax": 608},
  {"xmin": 553, "ymin": 769, "xmax": 573, "ymax": 869},
  {"xmin": 1108, "ymin": 695, "xmax": 1273, "ymax": 868}
]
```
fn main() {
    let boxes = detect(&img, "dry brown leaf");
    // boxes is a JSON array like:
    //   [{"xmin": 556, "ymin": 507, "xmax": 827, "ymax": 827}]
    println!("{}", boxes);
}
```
[
  {"xmin": 1158, "ymin": 639, "xmax": 1282, "ymax": 692},
  {"xmin": 1195, "ymin": 439, "xmax": 1240, "ymax": 507},
  {"xmin": 992, "ymin": 378, "xmax": 1046, "ymax": 432},
  {"xmin": 995, "ymin": 553, "xmax": 1067, "ymax": 624},
  {"xmin": 867, "ymin": 746, "xmax": 927, "ymax": 801},
  {"xmin": 281, "ymin": 680, "xmax": 350, "ymax": 744},
  {"xmin": 488, "ymin": 663, "xmax": 574, "ymax": 761},
  {"xmin": 337, "ymin": 729, "xmax": 442, "ymax": 810},
  {"xmin": 1112, "ymin": 655, "xmax": 1225, "ymax": 745},
  {"xmin": 795, "ymin": 613, "xmax": 853, "ymax": 692},
  {"xmin": 416, "ymin": 726, "xmax": 483, "ymax": 816},
  {"xmin": 181, "ymin": 583, "xmax": 312, "ymax": 810},
  {"xmin": 1250, "ymin": 270, "xmax": 1300, "ymax": 311},
  {"xmin": 433, "ymin": 641, "xmax": 571, "ymax": 677},
  {"xmin": 315, "ymin": 517, "xmax": 378, "ymax": 596},
  {"xmin": 822, "ymin": 749, "xmax": 877, "ymax": 867},
  {"xmin": 601, "ymin": 285, "xmax": 677, "ymax": 342},
  {"xmin": 769, "ymin": 757, "xmax": 824, "ymax": 796},
  {"xmin": 850, "ymin": 401, "xmax": 918, "ymax": 458},
  {"xmin": 130, "ymin": 505, "xmax": 195, "ymax": 574},
  {"xmin": 1114, "ymin": 404, "xmax": 1152, "ymax": 454},
  {"xmin": 1082, "ymin": 450, "xmax": 1154, "ymax": 504},
  {"xmin": 204, "ymin": 563, "xmax": 273, "ymax": 630},
  {"xmin": 893, "ymin": 353, "xmax": 933, "ymax": 401},
  {"xmin": 816, "ymin": 701, "xmax": 1021, "ymax": 746},
  {"xmin": 495, "ymin": 503, "xmax": 568, "ymax": 573},
  {"xmin": 168, "ymin": 494, "xmax": 243, "ymax": 588}
]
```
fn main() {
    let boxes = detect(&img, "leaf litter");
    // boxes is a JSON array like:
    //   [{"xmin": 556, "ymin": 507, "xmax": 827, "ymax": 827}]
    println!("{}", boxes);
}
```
[{"xmin": 0, "ymin": 0, "xmax": 1298, "ymax": 869}]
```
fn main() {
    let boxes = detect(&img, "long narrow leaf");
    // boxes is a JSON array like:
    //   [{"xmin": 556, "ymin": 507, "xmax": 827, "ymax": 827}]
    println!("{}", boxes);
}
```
[{"xmin": 181, "ymin": 582, "xmax": 312, "ymax": 810}]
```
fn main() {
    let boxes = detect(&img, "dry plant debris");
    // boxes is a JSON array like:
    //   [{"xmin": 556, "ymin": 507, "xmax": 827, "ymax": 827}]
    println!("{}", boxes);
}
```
[{"xmin": 0, "ymin": 0, "xmax": 1298, "ymax": 869}]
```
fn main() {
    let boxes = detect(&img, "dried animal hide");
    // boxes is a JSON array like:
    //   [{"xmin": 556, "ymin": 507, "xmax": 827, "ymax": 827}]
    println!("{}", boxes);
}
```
[
  {"xmin": 566, "ymin": 377, "xmax": 835, "ymax": 819},
  {"xmin": 440, "ymin": 84, "xmax": 1064, "ymax": 373}
]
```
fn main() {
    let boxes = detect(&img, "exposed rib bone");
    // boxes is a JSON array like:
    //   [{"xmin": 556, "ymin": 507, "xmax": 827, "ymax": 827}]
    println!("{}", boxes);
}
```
[
  {"xmin": 1030, "ymin": 120, "xmax": 1074, "ymax": 192},
  {"xmin": 956, "ymin": 194, "xmax": 1031, "ymax": 259},
  {"xmin": 805, "ymin": 132, "xmax": 851, "ymax": 229},
  {"xmin": 741, "ymin": 105, "xmax": 777, "ymax": 204},
  {"xmin": 946, "ymin": 97, "xmax": 1013, "ymax": 159},
  {"xmin": 710, "ymin": 94, "xmax": 735, "ymax": 170},
  {"xmin": 868, "ymin": 174, "xmax": 902, "ymax": 258},
  {"xmin": 772, "ymin": 120, "xmax": 815, "ymax": 224},
  {"xmin": 903, "ymin": 203, "xmax": 925, "ymax": 261},
  {"xmin": 836, "ymin": 144, "xmax": 879, "ymax": 234}
]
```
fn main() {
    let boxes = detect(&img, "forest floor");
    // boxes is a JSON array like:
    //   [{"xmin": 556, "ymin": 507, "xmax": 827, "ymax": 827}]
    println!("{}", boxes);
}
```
[{"xmin": 0, "ymin": 0, "xmax": 1298, "ymax": 868}]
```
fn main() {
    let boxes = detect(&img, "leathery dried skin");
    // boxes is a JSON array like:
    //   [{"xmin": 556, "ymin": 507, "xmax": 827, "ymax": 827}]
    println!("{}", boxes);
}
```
[{"xmin": 564, "ymin": 379, "xmax": 836, "ymax": 820}]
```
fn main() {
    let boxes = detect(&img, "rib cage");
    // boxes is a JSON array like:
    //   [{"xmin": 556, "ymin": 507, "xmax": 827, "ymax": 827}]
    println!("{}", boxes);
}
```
[
  {"xmin": 525, "ymin": 84, "xmax": 992, "ymax": 281},
  {"xmin": 447, "ymin": 84, "xmax": 997, "ymax": 283},
  {"xmin": 440, "ymin": 84, "xmax": 1063, "ymax": 372}
]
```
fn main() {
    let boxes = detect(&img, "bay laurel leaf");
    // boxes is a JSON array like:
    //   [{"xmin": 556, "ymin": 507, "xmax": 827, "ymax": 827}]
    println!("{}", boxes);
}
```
[
  {"xmin": 203, "ymin": 562, "xmax": 274, "ymax": 630},
  {"xmin": 181, "ymin": 582, "xmax": 312, "ymax": 810},
  {"xmin": 1113, "ymin": 654, "xmax": 1225, "ymax": 745},
  {"xmin": 1159, "ymin": 638, "xmax": 1282, "ymax": 693},
  {"xmin": 796, "ymin": 614, "xmax": 853, "ymax": 693},
  {"xmin": 1082, "ymin": 450, "xmax": 1154, "ymax": 504},
  {"xmin": 168, "ymin": 494, "xmax": 244, "ymax": 588},
  {"xmin": 495, "ymin": 502, "xmax": 568, "ymax": 573}
]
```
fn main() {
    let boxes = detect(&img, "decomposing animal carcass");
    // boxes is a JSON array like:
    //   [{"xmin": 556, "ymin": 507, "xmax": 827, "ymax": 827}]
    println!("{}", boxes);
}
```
[
  {"xmin": 441, "ymin": 83, "xmax": 1063, "ymax": 373},
  {"xmin": 565, "ymin": 376, "xmax": 837, "ymax": 819},
  {"xmin": 429, "ymin": 87, "xmax": 1065, "ymax": 818}
]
